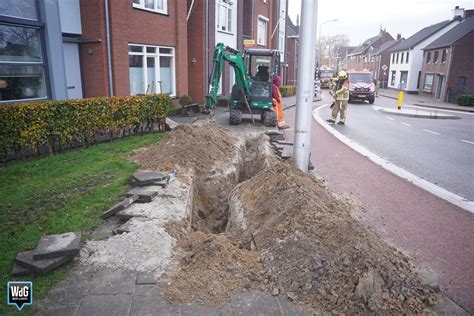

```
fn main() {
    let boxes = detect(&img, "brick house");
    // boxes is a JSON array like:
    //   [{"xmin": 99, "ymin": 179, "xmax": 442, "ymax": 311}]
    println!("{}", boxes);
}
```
[
  {"xmin": 80, "ymin": 0, "xmax": 188, "ymax": 98},
  {"xmin": 347, "ymin": 30, "xmax": 394, "ymax": 73},
  {"xmin": 285, "ymin": 16, "xmax": 299, "ymax": 85},
  {"xmin": 187, "ymin": 0, "xmax": 286, "ymax": 103},
  {"xmin": 371, "ymin": 37, "xmax": 402, "ymax": 88},
  {"xmin": 419, "ymin": 12, "xmax": 474, "ymax": 103}
]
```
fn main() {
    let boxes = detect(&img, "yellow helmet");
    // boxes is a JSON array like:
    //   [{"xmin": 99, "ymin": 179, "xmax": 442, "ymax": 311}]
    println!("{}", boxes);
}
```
[{"xmin": 338, "ymin": 71, "xmax": 347, "ymax": 79}]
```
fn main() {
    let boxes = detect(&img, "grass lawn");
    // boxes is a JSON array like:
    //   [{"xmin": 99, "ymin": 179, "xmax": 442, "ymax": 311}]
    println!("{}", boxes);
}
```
[{"xmin": 0, "ymin": 133, "xmax": 163, "ymax": 315}]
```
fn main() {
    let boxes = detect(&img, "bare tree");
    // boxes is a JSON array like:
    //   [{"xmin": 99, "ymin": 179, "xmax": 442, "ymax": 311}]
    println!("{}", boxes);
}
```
[{"xmin": 317, "ymin": 34, "xmax": 350, "ymax": 68}]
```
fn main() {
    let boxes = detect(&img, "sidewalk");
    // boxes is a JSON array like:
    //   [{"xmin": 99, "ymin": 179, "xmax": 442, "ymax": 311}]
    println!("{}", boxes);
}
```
[{"xmin": 379, "ymin": 88, "xmax": 474, "ymax": 112}]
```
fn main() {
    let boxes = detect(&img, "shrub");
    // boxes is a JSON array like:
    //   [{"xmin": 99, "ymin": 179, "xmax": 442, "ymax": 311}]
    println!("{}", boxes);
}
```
[
  {"xmin": 167, "ymin": 107, "xmax": 182, "ymax": 117},
  {"xmin": 280, "ymin": 85, "xmax": 297, "ymax": 97},
  {"xmin": 0, "ymin": 94, "xmax": 172, "ymax": 159},
  {"xmin": 456, "ymin": 95, "xmax": 474, "ymax": 107},
  {"xmin": 179, "ymin": 95, "xmax": 192, "ymax": 106}
]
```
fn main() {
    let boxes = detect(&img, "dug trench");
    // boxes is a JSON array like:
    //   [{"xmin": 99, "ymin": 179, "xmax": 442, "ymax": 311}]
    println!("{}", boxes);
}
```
[{"xmin": 132, "ymin": 120, "xmax": 464, "ymax": 315}]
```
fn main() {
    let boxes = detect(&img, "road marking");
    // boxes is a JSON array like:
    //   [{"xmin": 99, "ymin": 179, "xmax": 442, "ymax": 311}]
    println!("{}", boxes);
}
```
[
  {"xmin": 401, "ymin": 122, "xmax": 411, "ymax": 126},
  {"xmin": 314, "ymin": 104, "xmax": 474, "ymax": 214},
  {"xmin": 422, "ymin": 129, "xmax": 440, "ymax": 135},
  {"xmin": 461, "ymin": 139, "xmax": 474, "ymax": 145},
  {"xmin": 386, "ymin": 116, "xmax": 395, "ymax": 121}
]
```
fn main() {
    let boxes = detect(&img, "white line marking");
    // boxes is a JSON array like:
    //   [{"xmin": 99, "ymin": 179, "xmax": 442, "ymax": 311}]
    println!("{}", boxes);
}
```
[
  {"xmin": 401, "ymin": 122, "xmax": 411, "ymax": 126},
  {"xmin": 422, "ymin": 129, "xmax": 440, "ymax": 135},
  {"xmin": 386, "ymin": 116, "xmax": 395, "ymax": 121},
  {"xmin": 461, "ymin": 139, "xmax": 474, "ymax": 145},
  {"xmin": 314, "ymin": 104, "xmax": 474, "ymax": 214}
]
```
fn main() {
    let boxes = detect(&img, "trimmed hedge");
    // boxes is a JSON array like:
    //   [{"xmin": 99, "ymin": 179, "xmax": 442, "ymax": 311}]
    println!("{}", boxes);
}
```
[
  {"xmin": 0, "ymin": 94, "xmax": 172, "ymax": 159},
  {"xmin": 456, "ymin": 94, "xmax": 474, "ymax": 107},
  {"xmin": 280, "ymin": 85, "xmax": 296, "ymax": 97},
  {"xmin": 179, "ymin": 95, "xmax": 192, "ymax": 106}
]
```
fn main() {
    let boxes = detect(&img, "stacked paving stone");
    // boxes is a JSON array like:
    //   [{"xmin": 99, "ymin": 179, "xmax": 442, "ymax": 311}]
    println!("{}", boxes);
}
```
[
  {"xmin": 267, "ymin": 131, "xmax": 314, "ymax": 170},
  {"xmin": 99, "ymin": 171, "xmax": 170, "ymax": 234},
  {"xmin": 12, "ymin": 232, "xmax": 81, "ymax": 276}
]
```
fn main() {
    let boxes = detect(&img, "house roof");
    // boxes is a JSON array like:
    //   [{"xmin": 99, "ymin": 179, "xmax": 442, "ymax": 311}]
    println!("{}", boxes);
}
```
[
  {"xmin": 424, "ymin": 17, "xmax": 474, "ymax": 50},
  {"xmin": 287, "ymin": 16, "xmax": 299, "ymax": 37},
  {"xmin": 372, "ymin": 40, "xmax": 400, "ymax": 55},
  {"xmin": 348, "ymin": 34, "xmax": 381, "ymax": 56},
  {"xmin": 390, "ymin": 18, "xmax": 460, "ymax": 52}
]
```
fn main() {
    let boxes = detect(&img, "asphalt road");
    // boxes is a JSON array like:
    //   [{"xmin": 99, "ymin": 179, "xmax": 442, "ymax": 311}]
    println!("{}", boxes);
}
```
[{"xmin": 317, "ymin": 93, "xmax": 474, "ymax": 201}]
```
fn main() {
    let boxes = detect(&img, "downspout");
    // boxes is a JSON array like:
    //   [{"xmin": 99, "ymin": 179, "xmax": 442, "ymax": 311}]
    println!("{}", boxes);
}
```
[
  {"xmin": 444, "ymin": 45, "xmax": 454, "ymax": 102},
  {"xmin": 205, "ymin": 0, "xmax": 209, "ymax": 96},
  {"xmin": 105, "ymin": 0, "xmax": 114, "ymax": 96}
]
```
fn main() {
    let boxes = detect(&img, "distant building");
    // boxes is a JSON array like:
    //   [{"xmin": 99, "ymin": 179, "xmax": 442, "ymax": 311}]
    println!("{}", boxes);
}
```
[
  {"xmin": 284, "ymin": 15, "xmax": 299, "ymax": 85},
  {"xmin": 0, "ymin": 0, "xmax": 82, "ymax": 102},
  {"xmin": 419, "ymin": 11, "xmax": 474, "ymax": 103},
  {"xmin": 332, "ymin": 45, "xmax": 357, "ymax": 72},
  {"xmin": 371, "ymin": 36, "xmax": 403, "ymax": 88},
  {"xmin": 347, "ymin": 29, "xmax": 394, "ymax": 73},
  {"xmin": 388, "ymin": 7, "xmax": 463, "ymax": 93}
]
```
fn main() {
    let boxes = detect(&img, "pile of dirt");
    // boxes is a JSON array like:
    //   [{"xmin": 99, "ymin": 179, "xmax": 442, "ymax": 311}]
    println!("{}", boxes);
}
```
[
  {"xmin": 226, "ymin": 162, "xmax": 439, "ymax": 314},
  {"xmin": 163, "ymin": 231, "xmax": 262, "ymax": 304}
]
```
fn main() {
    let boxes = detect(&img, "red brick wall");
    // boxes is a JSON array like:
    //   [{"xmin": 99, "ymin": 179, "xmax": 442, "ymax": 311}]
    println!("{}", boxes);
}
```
[
  {"xmin": 187, "ymin": 0, "xmax": 205, "ymax": 103},
  {"xmin": 286, "ymin": 37, "xmax": 298, "ymax": 85},
  {"xmin": 448, "ymin": 32, "xmax": 474, "ymax": 98},
  {"xmin": 419, "ymin": 47, "xmax": 451, "ymax": 98},
  {"xmin": 80, "ymin": 0, "xmax": 188, "ymax": 98},
  {"xmin": 80, "ymin": 0, "xmax": 109, "ymax": 97},
  {"xmin": 253, "ymin": 0, "xmax": 273, "ymax": 49}
]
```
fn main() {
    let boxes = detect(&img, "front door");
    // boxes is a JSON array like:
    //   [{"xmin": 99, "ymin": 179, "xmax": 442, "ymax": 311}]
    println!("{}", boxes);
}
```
[{"xmin": 436, "ymin": 75, "xmax": 444, "ymax": 100}]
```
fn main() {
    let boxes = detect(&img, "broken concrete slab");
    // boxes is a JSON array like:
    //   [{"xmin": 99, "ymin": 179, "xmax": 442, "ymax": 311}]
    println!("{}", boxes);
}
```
[
  {"xmin": 125, "ymin": 187, "xmax": 158, "ymax": 203},
  {"xmin": 10, "ymin": 263, "xmax": 31, "ymax": 277},
  {"xmin": 100, "ymin": 195, "xmax": 139, "ymax": 219},
  {"xmin": 33, "ymin": 232, "xmax": 81, "ymax": 260},
  {"xmin": 265, "ymin": 130, "xmax": 285, "ymax": 141},
  {"xmin": 280, "ymin": 146, "xmax": 293, "ymax": 160},
  {"xmin": 131, "ymin": 171, "xmax": 170, "ymax": 187},
  {"xmin": 16, "ymin": 250, "xmax": 72, "ymax": 274},
  {"xmin": 115, "ymin": 217, "xmax": 151, "ymax": 235},
  {"xmin": 276, "ymin": 140, "xmax": 294, "ymax": 145}
]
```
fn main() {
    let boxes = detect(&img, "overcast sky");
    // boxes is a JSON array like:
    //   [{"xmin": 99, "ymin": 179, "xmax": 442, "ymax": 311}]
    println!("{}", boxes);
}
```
[{"xmin": 288, "ymin": 0, "xmax": 473, "ymax": 45}]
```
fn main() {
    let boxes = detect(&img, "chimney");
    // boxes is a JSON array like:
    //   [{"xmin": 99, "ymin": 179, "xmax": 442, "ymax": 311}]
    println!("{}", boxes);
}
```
[
  {"xmin": 464, "ymin": 9, "xmax": 474, "ymax": 19},
  {"xmin": 453, "ymin": 6, "xmax": 465, "ymax": 19},
  {"xmin": 396, "ymin": 33, "xmax": 401, "ymax": 40},
  {"xmin": 296, "ymin": 14, "xmax": 300, "ymax": 26}
]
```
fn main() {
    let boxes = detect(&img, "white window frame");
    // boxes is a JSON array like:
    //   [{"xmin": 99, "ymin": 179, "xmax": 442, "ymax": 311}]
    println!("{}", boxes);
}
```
[
  {"xmin": 133, "ymin": 0, "xmax": 168, "ymax": 15},
  {"xmin": 216, "ymin": 0, "xmax": 233, "ymax": 34},
  {"xmin": 257, "ymin": 15, "xmax": 269, "ymax": 46},
  {"xmin": 128, "ymin": 44, "xmax": 176, "ymax": 97},
  {"xmin": 423, "ymin": 73, "xmax": 434, "ymax": 93}
]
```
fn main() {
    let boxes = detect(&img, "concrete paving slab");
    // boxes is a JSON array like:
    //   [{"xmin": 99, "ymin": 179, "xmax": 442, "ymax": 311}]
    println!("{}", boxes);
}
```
[
  {"xmin": 88, "ymin": 269, "xmax": 137, "ymax": 295},
  {"xmin": 10, "ymin": 263, "xmax": 31, "ymax": 276},
  {"xmin": 76, "ymin": 294, "xmax": 131, "ymax": 316},
  {"xmin": 130, "ymin": 286, "xmax": 181, "ymax": 316},
  {"xmin": 276, "ymin": 140, "xmax": 294, "ymax": 145},
  {"xmin": 15, "ymin": 250, "xmax": 72, "ymax": 274},
  {"xmin": 180, "ymin": 302, "xmax": 233, "ymax": 316},
  {"xmin": 115, "ymin": 217, "xmax": 150, "ymax": 234},
  {"xmin": 136, "ymin": 271, "xmax": 157, "ymax": 285},
  {"xmin": 280, "ymin": 146, "xmax": 293, "ymax": 160},
  {"xmin": 32, "ymin": 305, "xmax": 78, "ymax": 316},
  {"xmin": 131, "ymin": 171, "xmax": 170, "ymax": 187},
  {"xmin": 231, "ymin": 291, "xmax": 282, "ymax": 315},
  {"xmin": 100, "ymin": 195, "xmax": 139, "ymax": 219},
  {"xmin": 126, "ymin": 187, "xmax": 159, "ymax": 203},
  {"xmin": 33, "ymin": 232, "xmax": 81, "ymax": 260}
]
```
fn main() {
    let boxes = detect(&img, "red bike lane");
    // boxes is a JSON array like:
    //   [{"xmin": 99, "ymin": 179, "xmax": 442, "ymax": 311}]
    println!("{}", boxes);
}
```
[{"xmin": 283, "ymin": 95, "xmax": 474, "ymax": 312}]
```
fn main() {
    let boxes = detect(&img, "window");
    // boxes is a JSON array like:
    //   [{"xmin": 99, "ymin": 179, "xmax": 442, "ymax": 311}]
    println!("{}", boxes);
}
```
[
  {"xmin": 396, "ymin": 53, "xmax": 399, "ymax": 64},
  {"xmin": 390, "ymin": 71, "xmax": 396, "ymax": 86},
  {"xmin": 133, "ymin": 0, "xmax": 167, "ymax": 14},
  {"xmin": 433, "ymin": 51, "xmax": 439, "ymax": 63},
  {"xmin": 406, "ymin": 52, "xmax": 409, "ymax": 63},
  {"xmin": 423, "ymin": 74, "xmax": 434, "ymax": 93},
  {"xmin": 441, "ymin": 50, "xmax": 447, "ymax": 63},
  {"xmin": 458, "ymin": 76, "xmax": 466, "ymax": 90},
  {"xmin": 0, "ymin": 24, "xmax": 47, "ymax": 102},
  {"xmin": 401, "ymin": 52, "xmax": 404, "ymax": 63},
  {"xmin": 257, "ymin": 16, "xmax": 268, "ymax": 46},
  {"xmin": 426, "ymin": 52, "xmax": 431, "ymax": 63},
  {"xmin": 0, "ymin": 0, "xmax": 38, "ymax": 20},
  {"xmin": 217, "ymin": 0, "xmax": 233, "ymax": 33},
  {"xmin": 391, "ymin": 53, "xmax": 395, "ymax": 64},
  {"xmin": 128, "ymin": 44, "xmax": 175, "ymax": 96}
]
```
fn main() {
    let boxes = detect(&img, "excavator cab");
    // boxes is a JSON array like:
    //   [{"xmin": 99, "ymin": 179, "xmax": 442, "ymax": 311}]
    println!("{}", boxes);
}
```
[{"xmin": 206, "ymin": 43, "xmax": 281, "ymax": 126}]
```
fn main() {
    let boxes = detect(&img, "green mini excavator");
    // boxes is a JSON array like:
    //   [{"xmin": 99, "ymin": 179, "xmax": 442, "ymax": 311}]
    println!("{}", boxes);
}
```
[{"xmin": 205, "ymin": 43, "xmax": 281, "ymax": 126}]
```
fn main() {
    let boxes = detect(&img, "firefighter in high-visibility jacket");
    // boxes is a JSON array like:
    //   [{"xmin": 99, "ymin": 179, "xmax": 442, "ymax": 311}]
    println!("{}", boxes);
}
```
[{"xmin": 327, "ymin": 71, "xmax": 349, "ymax": 125}]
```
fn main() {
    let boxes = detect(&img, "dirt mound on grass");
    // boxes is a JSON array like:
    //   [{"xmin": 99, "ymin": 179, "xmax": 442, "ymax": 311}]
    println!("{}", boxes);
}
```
[{"xmin": 226, "ymin": 161, "xmax": 439, "ymax": 314}]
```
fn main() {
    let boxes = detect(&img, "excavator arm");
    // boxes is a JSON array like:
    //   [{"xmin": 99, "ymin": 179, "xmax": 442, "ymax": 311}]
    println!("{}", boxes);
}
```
[{"xmin": 205, "ymin": 43, "xmax": 250, "ymax": 109}]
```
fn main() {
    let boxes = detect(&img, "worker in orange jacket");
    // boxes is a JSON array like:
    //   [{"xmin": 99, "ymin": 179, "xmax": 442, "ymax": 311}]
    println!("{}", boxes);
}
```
[{"xmin": 272, "ymin": 75, "xmax": 288, "ymax": 129}]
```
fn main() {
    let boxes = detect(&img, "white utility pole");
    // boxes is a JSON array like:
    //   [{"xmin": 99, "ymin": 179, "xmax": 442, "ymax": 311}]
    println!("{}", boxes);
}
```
[{"xmin": 293, "ymin": 0, "xmax": 318, "ymax": 172}]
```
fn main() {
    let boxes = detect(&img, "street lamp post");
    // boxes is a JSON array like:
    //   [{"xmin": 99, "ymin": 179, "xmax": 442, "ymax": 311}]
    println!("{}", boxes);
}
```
[{"xmin": 318, "ymin": 19, "xmax": 338, "ymax": 66}]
